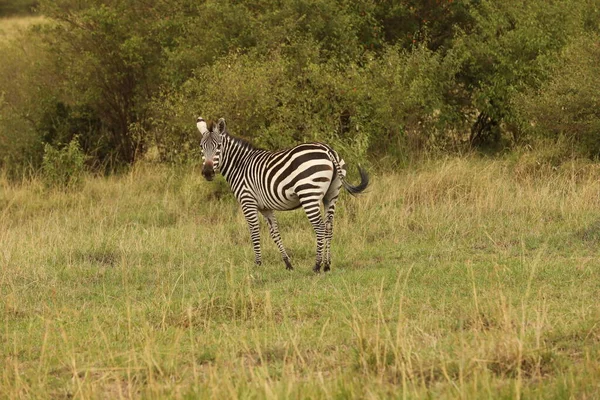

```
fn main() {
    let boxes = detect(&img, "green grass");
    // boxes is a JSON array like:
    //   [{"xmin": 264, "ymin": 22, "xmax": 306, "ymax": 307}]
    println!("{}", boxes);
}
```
[{"xmin": 2, "ymin": 157, "xmax": 600, "ymax": 398}]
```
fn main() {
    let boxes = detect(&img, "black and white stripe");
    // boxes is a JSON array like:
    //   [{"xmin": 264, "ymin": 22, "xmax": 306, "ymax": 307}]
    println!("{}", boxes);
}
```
[{"xmin": 197, "ymin": 117, "xmax": 369, "ymax": 272}]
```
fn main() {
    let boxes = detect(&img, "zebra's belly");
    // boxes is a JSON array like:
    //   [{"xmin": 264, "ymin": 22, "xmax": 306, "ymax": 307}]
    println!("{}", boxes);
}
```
[{"xmin": 261, "ymin": 194, "xmax": 302, "ymax": 211}]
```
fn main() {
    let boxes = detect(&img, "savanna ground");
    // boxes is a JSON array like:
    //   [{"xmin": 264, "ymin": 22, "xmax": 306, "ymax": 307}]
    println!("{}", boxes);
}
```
[{"xmin": 2, "ymin": 156, "xmax": 600, "ymax": 399}]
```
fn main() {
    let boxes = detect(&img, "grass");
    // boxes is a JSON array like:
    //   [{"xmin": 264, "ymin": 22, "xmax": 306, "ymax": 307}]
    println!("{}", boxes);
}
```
[
  {"xmin": 0, "ymin": 15, "xmax": 46, "ymax": 43},
  {"xmin": 1, "ymin": 156, "xmax": 600, "ymax": 398}
]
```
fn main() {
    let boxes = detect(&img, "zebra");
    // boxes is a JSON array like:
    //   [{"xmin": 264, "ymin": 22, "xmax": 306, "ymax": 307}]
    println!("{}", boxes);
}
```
[{"xmin": 197, "ymin": 117, "xmax": 369, "ymax": 272}]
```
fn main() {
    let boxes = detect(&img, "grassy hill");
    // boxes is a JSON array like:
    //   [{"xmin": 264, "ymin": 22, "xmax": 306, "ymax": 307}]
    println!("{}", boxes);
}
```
[{"xmin": 2, "ymin": 157, "xmax": 600, "ymax": 398}]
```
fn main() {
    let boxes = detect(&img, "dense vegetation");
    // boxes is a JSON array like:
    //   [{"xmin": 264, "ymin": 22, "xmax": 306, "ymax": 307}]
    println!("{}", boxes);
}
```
[{"xmin": 1, "ymin": 0, "xmax": 600, "ymax": 178}]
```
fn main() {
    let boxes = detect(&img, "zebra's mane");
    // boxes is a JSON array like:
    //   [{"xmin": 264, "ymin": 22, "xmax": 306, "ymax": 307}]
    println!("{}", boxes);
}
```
[
  {"xmin": 207, "ymin": 120, "xmax": 264, "ymax": 152},
  {"xmin": 228, "ymin": 133, "xmax": 264, "ymax": 151}
]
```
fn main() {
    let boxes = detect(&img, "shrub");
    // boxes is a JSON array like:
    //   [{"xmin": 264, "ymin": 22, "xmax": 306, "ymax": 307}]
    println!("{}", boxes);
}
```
[
  {"xmin": 36, "ymin": 1, "xmax": 166, "ymax": 167},
  {"xmin": 152, "ymin": 41, "xmax": 461, "ymax": 167},
  {"xmin": 516, "ymin": 34, "xmax": 600, "ymax": 157},
  {"xmin": 0, "ymin": 20, "xmax": 49, "ymax": 179},
  {"xmin": 448, "ymin": 0, "xmax": 581, "ymax": 148},
  {"xmin": 4, "ymin": 0, "xmax": 600, "ymax": 176},
  {"xmin": 41, "ymin": 137, "xmax": 87, "ymax": 190}
]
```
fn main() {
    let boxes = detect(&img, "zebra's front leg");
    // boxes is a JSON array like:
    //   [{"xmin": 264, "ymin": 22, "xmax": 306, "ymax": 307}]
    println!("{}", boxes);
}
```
[
  {"xmin": 241, "ymin": 202, "xmax": 262, "ymax": 266},
  {"xmin": 260, "ymin": 210, "xmax": 293, "ymax": 270},
  {"xmin": 300, "ymin": 199, "xmax": 326, "ymax": 273}
]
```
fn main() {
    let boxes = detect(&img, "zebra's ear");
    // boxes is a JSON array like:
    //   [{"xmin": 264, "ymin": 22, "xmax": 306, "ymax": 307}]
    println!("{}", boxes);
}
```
[
  {"xmin": 196, "ymin": 117, "xmax": 208, "ymax": 135},
  {"xmin": 216, "ymin": 118, "xmax": 227, "ymax": 135}
]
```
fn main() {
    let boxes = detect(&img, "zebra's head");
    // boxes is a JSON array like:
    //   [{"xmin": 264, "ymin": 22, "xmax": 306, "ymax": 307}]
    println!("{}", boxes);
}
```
[{"xmin": 197, "ymin": 117, "xmax": 226, "ymax": 181}]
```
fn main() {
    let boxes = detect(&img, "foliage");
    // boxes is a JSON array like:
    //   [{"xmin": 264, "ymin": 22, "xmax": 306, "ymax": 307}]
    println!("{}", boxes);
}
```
[
  {"xmin": 0, "ymin": 19, "xmax": 48, "ymax": 179},
  {"xmin": 516, "ymin": 34, "xmax": 600, "ymax": 157},
  {"xmin": 35, "ymin": 0, "xmax": 165, "ymax": 166},
  {"xmin": 155, "ymin": 42, "xmax": 461, "ymax": 166},
  {"xmin": 41, "ymin": 136, "xmax": 87, "ymax": 189},
  {"xmin": 2, "ymin": 0, "xmax": 600, "ymax": 175},
  {"xmin": 446, "ymin": 0, "xmax": 585, "ymax": 148}
]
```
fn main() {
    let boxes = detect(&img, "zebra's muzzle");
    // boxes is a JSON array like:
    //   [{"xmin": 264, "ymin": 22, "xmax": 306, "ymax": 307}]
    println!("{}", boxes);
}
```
[{"xmin": 202, "ymin": 164, "xmax": 215, "ymax": 181}]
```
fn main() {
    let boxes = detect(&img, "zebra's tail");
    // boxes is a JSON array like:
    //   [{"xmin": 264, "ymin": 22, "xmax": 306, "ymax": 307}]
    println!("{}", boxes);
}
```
[
  {"xmin": 325, "ymin": 147, "xmax": 370, "ymax": 196},
  {"xmin": 341, "ymin": 165, "xmax": 370, "ymax": 196}
]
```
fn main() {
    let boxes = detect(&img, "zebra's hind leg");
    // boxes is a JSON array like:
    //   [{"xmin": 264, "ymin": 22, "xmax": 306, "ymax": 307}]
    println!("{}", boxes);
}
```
[
  {"xmin": 323, "ymin": 183, "xmax": 342, "ymax": 272},
  {"xmin": 300, "ymin": 198, "xmax": 327, "ymax": 273},
  {"xmin": 322, "ymin": 201, "xmax": 337, "ymax": 272},
  {"xmin": 260, "ymin": 209, "xmax": 293, "ymax": 270}
]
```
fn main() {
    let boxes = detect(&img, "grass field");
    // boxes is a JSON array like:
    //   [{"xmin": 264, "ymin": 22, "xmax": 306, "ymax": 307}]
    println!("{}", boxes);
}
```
[
  {"xmin": 1, "ymin": 156, "xmax": 600, "ymax": 398},
  {"xmin": 0, "ymin": 15, "xmax": 45, "ymax": 43}
]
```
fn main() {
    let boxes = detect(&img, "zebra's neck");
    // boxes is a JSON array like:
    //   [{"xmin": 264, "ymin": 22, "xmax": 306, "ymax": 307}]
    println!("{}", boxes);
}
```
[{"xmin": 219, "ymin": 133, "xmax": 263, "ymax": 181}]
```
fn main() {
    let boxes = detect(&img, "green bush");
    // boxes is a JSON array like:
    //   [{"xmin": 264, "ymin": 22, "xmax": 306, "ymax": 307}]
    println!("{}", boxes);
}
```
[
  {"xmin": 516, "ymin": 34, "xmax": 600, "ymax": 157},
  {"xmin": 0, "ymin": 24, "xmax": 48, "ymax": 179},
  {"xmin": 41, "ymin": 137, "xmax": 87, "ymax": 190},
  {"xmin": 34, "ymin": 0, "xmax": 167, "ymax": 167},
  {"xmin": 448, "ymin": 0, "xmax": 581, "ymax": 148},
  {"xmin": 153, "ymin": 41, "xmax": 461, "ymax": 167},
  {"xmin": 3, "ymin": 0, "xmax": 600, "ymax": 177}
]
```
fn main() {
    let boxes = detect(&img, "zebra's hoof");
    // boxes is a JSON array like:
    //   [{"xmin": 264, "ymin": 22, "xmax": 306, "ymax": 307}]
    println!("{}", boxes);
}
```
[
  {"xmin": 323, "ymin": 264, "xmax": 330, "ymax": 272},
  {"xmin": 284, "ymin": 259, "xmax": 293, "ymax": 270},
  {"xmin": 313, "ymin": 264, "xmax": 321, "ymax": 273}
]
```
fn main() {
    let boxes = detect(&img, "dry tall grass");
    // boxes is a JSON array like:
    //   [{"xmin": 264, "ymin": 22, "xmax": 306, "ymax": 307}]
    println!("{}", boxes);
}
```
[
  {"xmin": 1, "ymin": 157, "xmax": 600, "ymax": 398},
  {"xmin": 0, "ymin": 15, "xmax": 45, "ymax": 43}
]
